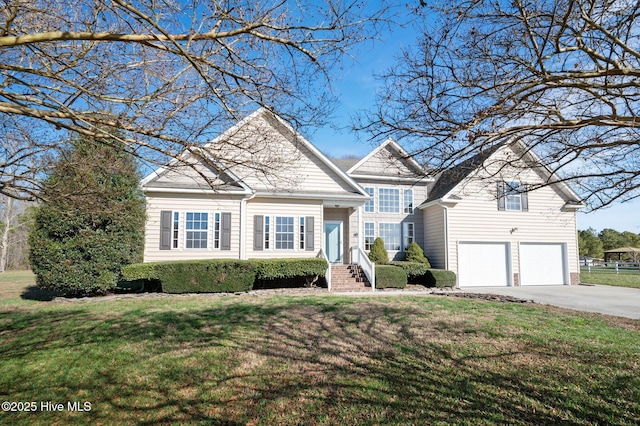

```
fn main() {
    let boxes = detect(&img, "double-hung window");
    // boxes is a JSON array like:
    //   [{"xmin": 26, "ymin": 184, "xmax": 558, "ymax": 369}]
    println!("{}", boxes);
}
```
[
  {"xmin": 403, "ymin": 222, "xmax": 415, "ymax": 250},
  {"xmin": 379, "ymin": 223, "xmax": 401, "ymax": 251},
  {"xmin": 505, "ymin": 181, "xmax": 522, "ymax": 211},
  {"xmin": 299, "ymin": 217, "xmax": 305, "ymax": 249},
  {"xmin": 213, "ymin": 213, "xmax": 221, "ymax": 249},
  {"xmin": 264, "ymin": 216, "xmax": 271, "ymax": 249},
  {"xmin": 275, "ymin": 216, "xmax": 294, "ymax": 250},
  {"xmin": 185, "ymin": 212, "xmax": 208, "ymax": 249},
  {"xmin": 364, "ymin": 187, "xmax": 375, "ymax": 213},
  {"xmin": 378, "ymin": 188, "xmax": 400, "ymax": 213},
  {"xmin": 364, "ymin": 222, "xmax": 375, "ymax": 251},
  {"xmin": 403, "ymin": 189, "xmax": 414, "ymax": 213},
  {"xmin": 172, "ymin": 212, "xmax": 180, "ymax": 249}
]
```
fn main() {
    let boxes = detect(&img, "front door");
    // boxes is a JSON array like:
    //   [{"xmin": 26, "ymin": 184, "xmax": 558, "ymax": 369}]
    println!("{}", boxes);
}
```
[{"xmin": 324, "ymin": 222, "xmax": 342, "ymax": 263}]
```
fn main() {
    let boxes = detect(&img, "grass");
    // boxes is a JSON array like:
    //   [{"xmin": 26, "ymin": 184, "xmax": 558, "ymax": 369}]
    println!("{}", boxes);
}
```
[
  {"xmin": 1, "ymin": 271, "xmax": 639, "ymax": 425},
  {"xmin": 581, "ymin": 267, "xmax": 640, "ymax": 289}
]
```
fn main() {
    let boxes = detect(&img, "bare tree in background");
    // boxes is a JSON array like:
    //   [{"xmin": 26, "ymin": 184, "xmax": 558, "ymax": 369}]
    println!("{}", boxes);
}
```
[
  {"xmin": 361, "ymin": 0, "xmax": 640, "ymax": 209},
  {"xmin": 1, "ymin": 0, "xmax": 392, "ymax": 200}
]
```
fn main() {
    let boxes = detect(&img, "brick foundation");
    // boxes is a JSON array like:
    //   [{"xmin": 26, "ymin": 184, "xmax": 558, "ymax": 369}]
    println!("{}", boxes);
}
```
[
  {"xmin": 570, "ymin": 272, "xmax": 580, "ymax": 285},
  {"xmin": 513, "ymin": 273, "xmax": 520, "ymax": 287}
]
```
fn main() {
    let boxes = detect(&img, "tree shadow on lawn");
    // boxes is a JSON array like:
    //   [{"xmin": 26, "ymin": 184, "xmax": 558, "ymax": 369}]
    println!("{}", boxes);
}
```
[
  {"xmin": 20, "ymin": 285, "xmax": 59, "ymax": 301},
  {"xmin": 0, "ymin": 299, "xmax": 638, "ymax": 425}
]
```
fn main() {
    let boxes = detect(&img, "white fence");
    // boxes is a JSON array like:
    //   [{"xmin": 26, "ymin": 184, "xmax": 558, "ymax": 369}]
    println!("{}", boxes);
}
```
[{"xmin": 582, "ymin": 260, "xmax": 640, "ymax": 275}]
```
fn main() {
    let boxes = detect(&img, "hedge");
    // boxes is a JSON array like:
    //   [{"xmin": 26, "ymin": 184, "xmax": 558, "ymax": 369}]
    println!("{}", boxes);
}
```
[
  {"xmin": 424, "ymin": 269, "xmax": 457, "ymax": 288},
  {"xmin": 375, "ymin": 265, "xmax": 407, "ymax": 289},
  {"xmin": 121, "ymin": 258, "xmax": 328, "ymax": 293},
  {"xmin": 254, "ymin": 258, "xmax": 327, "ymax": 279},
  {"xmin": 389, "ymin": 261, "xmax": 429, "ymax": 280}
]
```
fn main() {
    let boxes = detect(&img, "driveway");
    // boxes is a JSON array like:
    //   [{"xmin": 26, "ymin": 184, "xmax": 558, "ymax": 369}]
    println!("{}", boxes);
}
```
[{"xmin": 465, "ymin": 284, "xmax": 640, "ymax": 319}]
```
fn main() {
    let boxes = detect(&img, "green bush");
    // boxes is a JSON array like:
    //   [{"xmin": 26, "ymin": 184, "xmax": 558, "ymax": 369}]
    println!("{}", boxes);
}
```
[
  {"xmin": 423, "ymin": 269, "xmax": 457, "ymax": 288},
  {"xmin": 254, "ymin": 258, "xmax": 327, "ymax": 279},
  {"xmin": 389, "ymin": 261, "xmax": 429, "ymax": 280},
  {"xmin": 121, "ymin": 263, "xmax": 160, "ymax": 281},
  {"xmin": 375, "ymin": 265, "xmax": 407, "ymax": 289},
  {"xmin": 29, "ymin": 132, "xmax": 145, "ymax": 296},
  {"xmin": 368, "ymin": 237, "xmax": 389, "ymax": 264},
  {"xmin": 403, "ymin": 242, "xmax": 431, "ymax": 267},
  {"xmin": 157, "ymin": 259, "xmax": 256, "ymax": 293}
]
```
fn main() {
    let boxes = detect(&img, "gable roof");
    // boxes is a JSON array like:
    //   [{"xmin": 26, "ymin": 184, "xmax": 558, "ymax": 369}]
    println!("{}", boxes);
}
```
[
  {"xmin": 142, "ymin": 108, "xmax": 369, "ymax": 199},
  {"xmin": 347, "ymin": 138, "xmax": 432, "ymax": 181},
  {"xmin": 422, "ymin": 140, "xmax": 583, "ymax": 206},
  {"xmin": 425, "ymin": 143, "xmax": 505, "ymax": 202}
]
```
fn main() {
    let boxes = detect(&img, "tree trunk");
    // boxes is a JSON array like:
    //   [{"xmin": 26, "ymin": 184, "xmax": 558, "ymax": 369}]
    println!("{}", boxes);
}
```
[{"xmin": 0, "ymin": 196, "xmax": 13, "ymax": 273}]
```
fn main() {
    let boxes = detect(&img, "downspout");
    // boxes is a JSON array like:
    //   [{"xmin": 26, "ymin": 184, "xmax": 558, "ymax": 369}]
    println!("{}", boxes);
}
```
[
  {"xmin": 239, "ymin": 193, "xmax": 256, "ymax": 260},
  {"xmin": 439, "ymin": 201, "xmax": 450, "ymax": 271}
]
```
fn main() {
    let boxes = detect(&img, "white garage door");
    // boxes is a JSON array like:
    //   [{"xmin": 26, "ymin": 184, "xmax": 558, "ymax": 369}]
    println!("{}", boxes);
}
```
[
  {"xmin": 520, "ymin": 243, "xmax": 566, "ymax": 285},
  {"xmin": 458, "ymin": 242, "xmax": 510, "ymax": 287}
]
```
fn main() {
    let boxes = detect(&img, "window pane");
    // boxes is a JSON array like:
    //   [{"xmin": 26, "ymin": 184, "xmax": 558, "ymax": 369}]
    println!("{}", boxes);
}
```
[
  {"xmin": 379, "ymin": 223, "xmax": 401, "ymax": 250},
  {"xmin": 505, "ymin": 181, "xmax": 521, "ymax": 211},
  {"xmin": 275, "ymin": 216, "xmax": 294, "ymax": 250},
  {"xmin": 185, "ymin": 212, "xmax": 208, "ymax": 249},
  {"xmin": 378, "ymin": 188, "xmax": 400, "ymax": 213},
  {"xmin": 403, "ymin": 189, "xmax": 413, "ymax": 213},
  {"xmin": 364, "ymin": 222, "xmax": 375, "ymax": 251},
  {"xmin": 364, "ymin": 187, "xmax": 375, "ymax": 213}
]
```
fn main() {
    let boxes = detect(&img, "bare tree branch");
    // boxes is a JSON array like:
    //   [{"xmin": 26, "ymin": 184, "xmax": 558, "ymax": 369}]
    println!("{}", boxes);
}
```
[{"xmin": 361, "ymin": 0, "xmax": 640, "ymax": 210}]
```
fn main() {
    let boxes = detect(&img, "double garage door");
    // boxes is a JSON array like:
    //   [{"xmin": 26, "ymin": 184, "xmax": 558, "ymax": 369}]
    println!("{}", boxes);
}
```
[{"xmin": 458, "ymin": 242, "xmax": 567, "ymax": 287}]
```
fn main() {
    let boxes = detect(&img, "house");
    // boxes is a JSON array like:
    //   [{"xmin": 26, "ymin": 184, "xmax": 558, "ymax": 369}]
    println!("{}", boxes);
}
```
[{"xmin": 141, "ymin": 108, "xmax": 583, "ymax": 288}]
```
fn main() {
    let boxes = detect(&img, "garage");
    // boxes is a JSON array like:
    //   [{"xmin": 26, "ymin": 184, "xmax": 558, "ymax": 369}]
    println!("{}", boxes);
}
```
[
  {"xmin": 520, "ymin": 243, "xmax": 567, "ymax": 285},
  {"xmin": 458, "ymin": 242, "xmax": 510, "ymax": 287}
]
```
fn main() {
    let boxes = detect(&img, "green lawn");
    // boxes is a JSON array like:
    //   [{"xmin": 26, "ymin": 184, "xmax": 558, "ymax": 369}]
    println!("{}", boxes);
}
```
[
  {"xmin": 1, "ymin": 271, "xmax": 639, "ymax": 425},
  {"xmin": 581, "ymin": 267, "xmax": 640, "ymax": 289}
]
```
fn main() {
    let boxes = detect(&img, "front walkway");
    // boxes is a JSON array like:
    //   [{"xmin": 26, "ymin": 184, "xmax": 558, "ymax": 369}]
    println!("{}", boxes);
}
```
[{"xmin": 465, "ymin": 284, "xmax": 640, "ymax": 319}]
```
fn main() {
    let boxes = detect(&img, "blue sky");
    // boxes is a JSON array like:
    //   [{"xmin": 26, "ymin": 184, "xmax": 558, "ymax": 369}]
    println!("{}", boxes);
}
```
[{"xmin": 304, "ymin": 15, "xmax": 640, "ymax": 234}]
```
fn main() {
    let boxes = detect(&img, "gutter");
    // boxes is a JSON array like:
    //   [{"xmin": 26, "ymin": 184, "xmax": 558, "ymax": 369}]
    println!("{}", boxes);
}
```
[{"xmin": 239, "ymin": 193, "xmax": 257, "ymax": 260}]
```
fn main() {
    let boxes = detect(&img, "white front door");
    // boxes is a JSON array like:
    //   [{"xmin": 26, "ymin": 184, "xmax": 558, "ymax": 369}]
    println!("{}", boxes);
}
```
[{"xmin": 324, "ymin": 221, "xmax": 342, "ymax": 263}]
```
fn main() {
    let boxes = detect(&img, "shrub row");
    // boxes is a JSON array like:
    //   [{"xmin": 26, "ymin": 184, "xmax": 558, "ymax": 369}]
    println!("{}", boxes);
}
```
[
  {"xmin": 121, "ymin": 258, "xmax": 328, "ymax": 294},
  {"xmin": 381, "ymin": 262, "xmax": 456, "ymax": 288},
  {"xmin": 375, "ymin": 265, "xmax": 408, "ymax": 289}
]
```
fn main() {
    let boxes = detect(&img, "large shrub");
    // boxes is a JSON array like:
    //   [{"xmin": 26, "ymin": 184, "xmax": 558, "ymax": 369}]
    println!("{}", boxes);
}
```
[
  {"xmin": 29, "ymin": 133, "xmax": 145, "ymax": 296},
  {"xmin": 403, "ymin": 242, "xmax": 431, "ymax": 267},
  {"xmin": 368, "ymin": 237, "xmax": 389, "ymax": 264},
  {"xmin": 375, "ymin": 265, "xmax": 407, "ymax": 289},
  {"xmin": 389, "ymin": 261, "xmax": 429, "ymax": 281},
  {"xmin": 424, "ymin": 269, "xmax": 457, "ymax": 288}
]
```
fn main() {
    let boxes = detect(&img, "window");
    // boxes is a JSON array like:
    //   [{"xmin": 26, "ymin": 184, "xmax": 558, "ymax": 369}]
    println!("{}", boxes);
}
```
[
  {"xmin": 299, "ymin": 217, "xmax": 305, "ymax": 249},
  {"xmin": 364, "ymin": 187, "xmax": 375, "ymax": 213},
  {"xmin": 185, "ymin": 212, "xmax": 208, "ymax": 249},
  {"xmin": 275, "ymin": 216, "xmax": 294, "ymax": 250},
  {"xmin": 403, "ymin": 189, "xmax": 414, "ymax": 213},
  {"xmin": 505, "ymin": 181, "xmax": 522, "ymax": 211},
  {"xmin": 379, "ymin": 223, "xmax": 401, "ymax": 250},
  {"xmin": 364, "ymin": 222, "xmax": 375, "ymax": 251},
  {"xmin": 213, "ymin": 212, "xmax": 221, "ymax": 249},
  {"xmin": 378, "ymin": 188, "xmax": 400, "ymax": 213},
  {"xmin": 403, "ymin": 222, "xmax": 415, "ymax": 250},
  {"xmin": 172, "ymin": 212, "xmax": 179, "ymax": 249},
  {"xmin": 264, "ymin": 216, "xmax": 270, "ymax": 249}
]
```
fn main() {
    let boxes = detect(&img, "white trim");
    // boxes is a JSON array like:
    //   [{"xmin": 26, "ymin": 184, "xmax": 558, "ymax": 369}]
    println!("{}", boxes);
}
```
[
  {"xmin": 183, "ymin": 211, "xmax": 210, "ymax": 250},
  {"xmin": 348, "ymin": 174, "xmax": 435, "ymax": 183},
  {"xmin": 142, "ymin": 187, "xmax": 252, "ymax": 195}
]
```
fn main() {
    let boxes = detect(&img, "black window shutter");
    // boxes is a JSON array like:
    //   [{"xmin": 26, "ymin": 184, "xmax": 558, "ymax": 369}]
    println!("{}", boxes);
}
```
[
  {"xmin": 221, "ymin": 212, "xmax": 232, "ymax": 250},
  {"xmin": 305, "ymin": 216, "xmax": 314, "ymax": 251},
  {"xmin": 160, "ymin": 210, "xmax": 172, "ymax": 250},
  {"xmin": 497, "ymin": 182, "xmax": 506, "ymax": 211},
  {"xmin": 253, "ymin": 215, "xmax": 263, "ymax": 251},
  {"xmin": 521, "ymin": 184, "xmax": 529, "ymax": 212}
]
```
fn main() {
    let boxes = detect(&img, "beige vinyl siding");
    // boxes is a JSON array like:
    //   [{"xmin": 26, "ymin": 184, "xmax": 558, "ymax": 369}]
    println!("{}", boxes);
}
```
[
  {"xmin": 422, "ymin": 204, "xmax": 447, "ymax": 270},
  {"xmin": 213, "ymin": 113, "xmax": 357, "ymax": 194},
  {"xmin": 144, "ymin": 193, "xmax": 242, "ymax": 262},
  {"xmin": 150, "ymin": 161, "xmax": 229, "ymax": 188},
  {"xmin": 446, "ymin": 152, "xmax": 579, "ymax": 276},
  {"xmin": 245, "ymin": 198, "xmax": 322, "ymax": 259},
  {"xmin": 351, "ymin": 145, "xmax": 416, "ymax": 177},
  {"xmin": 356, "ymin": 179, "xmax": 428, "ymax": 260}
]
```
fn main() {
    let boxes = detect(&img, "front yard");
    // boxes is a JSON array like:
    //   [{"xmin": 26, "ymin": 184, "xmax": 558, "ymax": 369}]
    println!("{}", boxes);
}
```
[
  {"xmin": 1, "ymin": 271, "xmax": 639, "ymax": 425},
  {"xmin": 580, "ymin": 267, "xmax": 640, "ymax": 289}
]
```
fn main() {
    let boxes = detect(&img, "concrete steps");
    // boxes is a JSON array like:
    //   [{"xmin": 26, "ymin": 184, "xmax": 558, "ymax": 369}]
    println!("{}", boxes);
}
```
[{"xmin": 331, "ymin": 264, "xmax": 372, "ymax": 292}]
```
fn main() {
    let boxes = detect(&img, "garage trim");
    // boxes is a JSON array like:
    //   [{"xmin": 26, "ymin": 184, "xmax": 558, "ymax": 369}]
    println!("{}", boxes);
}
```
[{"xmin": 457, "ymin": 241, "xmax": 513, "ymax": 287}]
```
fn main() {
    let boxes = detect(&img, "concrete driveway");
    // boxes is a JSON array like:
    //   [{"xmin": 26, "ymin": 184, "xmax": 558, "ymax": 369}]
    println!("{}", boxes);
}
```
[{"xmin": 465, "ymin": 284, "xmax": 640, "ymax": 319}]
